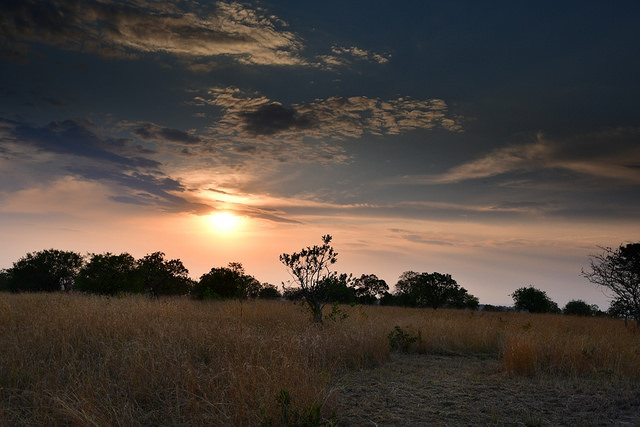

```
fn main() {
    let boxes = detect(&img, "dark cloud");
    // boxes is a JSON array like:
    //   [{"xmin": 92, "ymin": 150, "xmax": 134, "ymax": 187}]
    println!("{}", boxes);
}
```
[
  {"xmin": 44, "ymin": 97, "xmax": 65, "ymax": 106},
  {"xmin": 233, "ymin": 144, "xmax": 259, "ymax": 154},
  {"xmin": 12, "ymin": 118, "xmax": 162, "ymax": 169},
  {"xmin": 134, "ymin": 123, "xmax": 201, "ymax": 144},
  {"xmin": 0, "ymin": 116, "xmax": 214, "ymax": 214},
  {"xmin": 241, "ymin": 103, "xmax": 317, "ymax": 136}
]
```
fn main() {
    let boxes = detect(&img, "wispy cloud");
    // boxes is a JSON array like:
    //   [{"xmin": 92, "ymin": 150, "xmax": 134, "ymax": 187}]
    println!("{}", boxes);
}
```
[
  {"xmin": 1, "ymin": 0, "xmax": 393, "ymax": 70},
  {"xmin": 0, "ymin": 0, "xmax": 305, "ymax": 65},
  {"xmin": 132, "ymin": 123, "xmax": 201, "ymax": 145},
  {"xmin": 315, "ymin": 45, "xmax": 391, "ymax": 69},
  {"xmin": 394, "ymin": 129, "xmax": 640, "ymax": 185}
]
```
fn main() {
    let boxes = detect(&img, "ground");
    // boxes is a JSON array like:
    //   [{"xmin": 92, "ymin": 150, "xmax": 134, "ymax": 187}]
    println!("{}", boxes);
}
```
[{"xmin": 330, "ymin": 353, "xmax": 640, "ymax": 426}]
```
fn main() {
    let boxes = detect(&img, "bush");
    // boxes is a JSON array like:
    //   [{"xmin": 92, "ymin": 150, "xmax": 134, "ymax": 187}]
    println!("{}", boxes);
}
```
[{"xmin": 563, "ymin": 300, "xmax": 599, "ymax": 316}]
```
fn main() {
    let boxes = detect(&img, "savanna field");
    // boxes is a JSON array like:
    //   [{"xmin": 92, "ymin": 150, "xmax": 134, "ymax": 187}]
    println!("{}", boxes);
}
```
[{"xmin": 1, "ymin": 293, "xmax": 639, "ymax": 426}]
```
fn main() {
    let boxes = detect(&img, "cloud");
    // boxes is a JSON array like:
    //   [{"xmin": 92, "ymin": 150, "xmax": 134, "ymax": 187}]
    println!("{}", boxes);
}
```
[
  {"xmin": 133, "ymin": 123, "xmax": 201, "ymax": 144},
  {"xmin": 331, "ymin": 46, "xmax": 390, "ymax": 64},
  {"xmin": 395, "ymin": 128, "xmax": 640, "ymax": 185},
  {"xmin": 241, "ymin": 103, "xmax": 317, "ymax": 136},
  {"xmin": 423, "ymin": 140, "xmax": 552, "ymax": 184},
  {"xmin": 197, "ymin": 87, "xmax": 463, "ymax": 142},
  {"xmin": 315, "ymin": 45, "xmax": 391, "ymax": 69},
  {"xmin": 0, "ymin": 0, "xmax": 306, "ymax": 65},
  {"xmin": 0, "ymin": 117, "xmax": 213, "ymax": 214}
]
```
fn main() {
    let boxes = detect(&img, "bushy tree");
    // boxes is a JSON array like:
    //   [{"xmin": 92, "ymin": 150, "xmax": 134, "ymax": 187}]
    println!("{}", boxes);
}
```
[
  {"xmin": 137, "ymin": 252, "xmax": 193, "ymax": 297},
  {"xmin": 394, "ymin": 271, "xmax": 477, "ymax": 309},
  {"xmin": 192, "ymin": 262, "xmax": 259, "ymax": 300},
  {"xmin": 318, "ymin": 273, "xmax": 356, "ymax": 304},
  {"xmin": 608, "ymin": 297, "xmax": 635, "ymax": 322},
  {"xmin": 581, "ymin": 243, "xmax": 640, "ymax": 325},
  {"xmin": 280, "ymin": 235, "xmax": 338, "ymax": 323},
  {"xmin": 563, "ymin": 299, "xmax": 599, "ymax": 316},
  {"xmin": 352, "ymin": 274, "xmax": 389, "ymax": 304},
  {"xmin": 6, "ymin": 249, "xmax": 83, "ymax": 292},
  {"xmin": 511, "ymin": 286, "xmax": 560, "ymax": 313},
  {"xmin": 257, "ymin": 283, "xmax": 282, "ymax": 299},
  {"xmin": 75, "ymin": 252, "xmax": 139, "ymax": 295}
]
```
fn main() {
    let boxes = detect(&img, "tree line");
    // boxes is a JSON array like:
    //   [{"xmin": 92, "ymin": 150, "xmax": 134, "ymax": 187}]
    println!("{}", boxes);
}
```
[{"xmin": 1, "ymin": 238, "xmax": 638, "ymax": 325}]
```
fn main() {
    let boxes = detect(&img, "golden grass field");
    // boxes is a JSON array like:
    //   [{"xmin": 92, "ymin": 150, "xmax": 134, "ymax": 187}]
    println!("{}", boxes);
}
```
[{"xmin": 0, "ymin": 293, "xmax": 638, "ymax": 425}]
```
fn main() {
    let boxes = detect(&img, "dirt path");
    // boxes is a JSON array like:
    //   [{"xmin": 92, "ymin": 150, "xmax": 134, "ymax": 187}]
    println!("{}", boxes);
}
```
[{"xmin": 330, "ymin": 353, "xmax": 640, "ymax": 426}]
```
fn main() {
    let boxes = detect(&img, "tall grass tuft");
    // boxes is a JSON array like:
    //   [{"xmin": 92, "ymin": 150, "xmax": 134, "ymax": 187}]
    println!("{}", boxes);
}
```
[{"xmin": 1, "ymin": 294, "xmax": 638, "ymax": 425}]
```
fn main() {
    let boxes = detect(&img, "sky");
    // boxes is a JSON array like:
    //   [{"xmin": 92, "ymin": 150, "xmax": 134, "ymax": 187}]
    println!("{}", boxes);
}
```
[{"xmin": 1, "ymin": 0, "xmax": 639, "ymax": 308}]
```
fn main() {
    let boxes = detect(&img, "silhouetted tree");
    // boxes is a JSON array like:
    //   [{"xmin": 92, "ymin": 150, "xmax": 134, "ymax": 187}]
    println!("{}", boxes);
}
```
[
  {"xmin": 192, "ymin": 262, "xmax": 258, "ymax": 300},
  {"xmin": 0, "ymin": 269, "xmax": 9, "ymax": 292},
  {"xmin": 394, "ymin": 271, "xmax": 477, "ymax": 309},
  {"xmin": 137, "ymin": 252, "xmax": 192, "ymax": 297},
  {"xmin": 75, "ymin": 252, "xmax": 139, "ymax": 295},
  {"xmin": 563, "ymin": 299, "xmax": 599, "ymax": 316},
  {"xmin": 352, "ymin": 274, "xmax": 389, "ymax": 304},
  {"xmin": 511, "ymin": 286, "xmax": 560, "ymax": 313},
  {"xmin": 608, "ymin": 297, "xmax": 635, "ymax": 322},
  {"xmin": 6, "ymin": 249, "xmax": 83, "ymax": 292},
  {"xmin": 318, "ymin": 273, "xmax": 355, "ymax": 304},
  {"xmin": 581, "ymin": 243, "xmax": 640, "ymax": 325},
  {"xmin": 280, "ymin": 235, "xmax": 338, "ymax": 323},
  {"xmin": 282, "ymin": 286, "xmax": 304, "ymax": 301},
  {"xmin": 257, "ymin": 283, "xmax": 282, "ymax": 299}
]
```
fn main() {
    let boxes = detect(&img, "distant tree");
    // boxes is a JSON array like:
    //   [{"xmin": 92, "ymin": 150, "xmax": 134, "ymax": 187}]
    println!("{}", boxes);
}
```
[
  {"xmin": 192, "ymin": 262, "xmax": 258, "ymax": 300},
  {"xmin": 394, "ymin": 271, "xmax": 477, "ymax": 309},
  {"xmin": 75, "ymin": 252, "xmax": 139, "ymax": 295},
  {"xmin": 608, "ymin": 297, "xmax": 635, "ymax": 322},
  {"xmin": 318, "ymin": 273, "xmax": 355, "ymax": 304},
  {"xmin": 258, "ymin": 283, "xmax": 282, "ymax": 299},
  {"xmin": 581, "ymin": 243, "xmax": 640, "ymax": 325},
  {"xmin": 510, "ymin": 286, "xmax": 560, "ymax": 313},
  {"xmin": 282, "ymin": 286, "xmax": 304, "ymax": 301},
  {"xmin": 280, "ymin": 235, "xmax": 338, "ymax": 323},
  {"xmin": 461, "ymin": 292, "xmax": 480, "ymax": 310},
  {"xmin": 563, "ymin": 299, "xmax": 599, "ymax": 316},
  {"xmin": 137, "ymin": 252, "xmax": 193, "ymax": 297},
  {"xmin": 0, "ymin": 269, "xmax": 9, "ymax": 292},
  {"xmin": 481, "ymin": 304, "xmax": 511, "ymax": 312},
  {"xmin": 352, "ymin": 274, "xmax": 389, "ymax": 304},
  {"xmin": 6, "ymin": 249, "xmax": 83, "ymax": 292},
  {"xmin": 379, "ymin": 291, "xmax": 398, "ymax": 306}
]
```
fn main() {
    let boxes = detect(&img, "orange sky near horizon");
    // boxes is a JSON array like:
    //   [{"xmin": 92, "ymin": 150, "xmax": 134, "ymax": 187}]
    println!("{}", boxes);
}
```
[{"xmin": 2, "ymin": 180, "xmax": 636, "ymax": 309}]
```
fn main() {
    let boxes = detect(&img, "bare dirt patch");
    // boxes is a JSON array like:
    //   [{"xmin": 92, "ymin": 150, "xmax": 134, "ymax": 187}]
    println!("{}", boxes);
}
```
[{"xmin": 330, "ymin": 353, "xmax": 640, "ymax": 426}]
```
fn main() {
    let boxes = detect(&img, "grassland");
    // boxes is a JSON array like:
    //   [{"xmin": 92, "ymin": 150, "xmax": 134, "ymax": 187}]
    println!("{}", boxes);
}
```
[{"xmin": 0, "ymin": 293, "xmax": 639, "ymax": 425}]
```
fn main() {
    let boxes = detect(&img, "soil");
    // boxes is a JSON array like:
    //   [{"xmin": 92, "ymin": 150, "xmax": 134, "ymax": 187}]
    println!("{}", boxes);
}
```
[{"xmin": 329, "ymin": 353, "xmax": 640, "ymax": 426}]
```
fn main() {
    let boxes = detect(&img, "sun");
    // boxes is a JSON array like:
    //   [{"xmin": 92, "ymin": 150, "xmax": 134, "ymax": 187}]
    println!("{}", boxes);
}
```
[{"xmin": 208, "ymin": 212, "xmax": 241, "ymax": 232}]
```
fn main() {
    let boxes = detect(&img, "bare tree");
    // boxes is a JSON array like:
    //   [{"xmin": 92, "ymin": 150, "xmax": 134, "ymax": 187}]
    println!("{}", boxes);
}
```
[
  {"xmin": 280, "ymin": 235, "xmax": 338, "ymax": 323},
  {"xmin": 581, "ymin": 243, "xmax": 640, "ymax": 325}
]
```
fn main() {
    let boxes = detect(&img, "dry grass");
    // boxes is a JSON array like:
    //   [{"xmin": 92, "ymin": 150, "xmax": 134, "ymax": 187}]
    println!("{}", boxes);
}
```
[{"xmin": 0, "ymin": 293, "xmax": 638, "ymax": 425}]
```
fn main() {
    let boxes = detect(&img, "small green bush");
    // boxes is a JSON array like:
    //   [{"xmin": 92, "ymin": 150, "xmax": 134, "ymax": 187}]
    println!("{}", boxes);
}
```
[{"xmin": 388, "ymin": 326, "xmax": 420, "ymax": 353}]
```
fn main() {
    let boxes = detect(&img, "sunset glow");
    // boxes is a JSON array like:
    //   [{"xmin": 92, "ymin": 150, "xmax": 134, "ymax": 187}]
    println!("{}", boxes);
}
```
[
  {"xmin": 208, "ymin": 212, "xmax": 241, "ymax": 233},
  {"xmin": 1, "ymin": 1, "xmax": 639, "ymax": 309}
]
